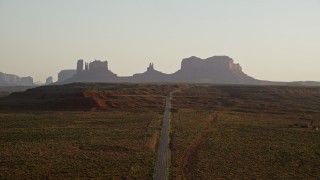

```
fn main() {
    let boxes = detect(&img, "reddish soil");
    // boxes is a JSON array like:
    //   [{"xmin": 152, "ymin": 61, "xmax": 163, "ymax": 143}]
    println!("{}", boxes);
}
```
[
  {"xmin": 0, "ymin": 83, "xmax": 176, "ymax": 111},
  {"xmin": 179, "ymin": 114, "xmax": 218, "ymax": 179}
]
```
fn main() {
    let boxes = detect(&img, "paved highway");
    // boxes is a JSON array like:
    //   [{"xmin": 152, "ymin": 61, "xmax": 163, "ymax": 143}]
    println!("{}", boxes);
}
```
[{"xmin": 154, "ymin": 94, "xmax": 171, "ymax": 180}]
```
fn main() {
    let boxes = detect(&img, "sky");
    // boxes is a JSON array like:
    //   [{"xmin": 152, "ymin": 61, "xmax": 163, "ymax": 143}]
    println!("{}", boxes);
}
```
[{"xmin": 0, "ymin": 0, "xmax": 319, "ymax": 83}]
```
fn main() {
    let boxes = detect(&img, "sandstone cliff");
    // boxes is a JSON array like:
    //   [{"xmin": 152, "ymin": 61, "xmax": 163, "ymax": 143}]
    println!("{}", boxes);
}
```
[
  {"xmin": 0, "ymin": 72, "xmax": 34, "ymax": 86},
  {"xmin": 60, "ymin": 60, "xmax": 118, "ymax": 84},
  {"xmin": 58, "ymin": 70, "xmax": 76, "ymax": 82},
  {"xmin": 168, "ymin": 56, "xmax": 258, "ymax": 84}
]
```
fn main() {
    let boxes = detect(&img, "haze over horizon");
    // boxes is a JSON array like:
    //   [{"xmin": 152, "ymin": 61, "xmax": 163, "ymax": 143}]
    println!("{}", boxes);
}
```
[{"xmin": 0, "ymin": 0, "xmax": 319, "ymax": 83}]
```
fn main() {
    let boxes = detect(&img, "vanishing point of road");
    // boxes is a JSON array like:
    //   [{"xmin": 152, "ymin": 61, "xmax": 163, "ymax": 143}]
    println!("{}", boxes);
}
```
[{"xmin": 154, "ymin": 93, "xmax": 171, "ymax": 180}]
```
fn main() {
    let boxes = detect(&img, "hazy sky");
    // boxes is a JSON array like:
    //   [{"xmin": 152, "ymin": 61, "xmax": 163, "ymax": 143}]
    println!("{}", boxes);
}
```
[{"xmin": 0, "ymin": 0, "xmax": 319, "ymax": 82}]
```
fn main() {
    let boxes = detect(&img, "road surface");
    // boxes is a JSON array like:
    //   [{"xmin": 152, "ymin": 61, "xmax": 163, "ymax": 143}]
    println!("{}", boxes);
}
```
[{"xmin": 154, "ymin": 94, "xmax": 171, "ymax": 180}]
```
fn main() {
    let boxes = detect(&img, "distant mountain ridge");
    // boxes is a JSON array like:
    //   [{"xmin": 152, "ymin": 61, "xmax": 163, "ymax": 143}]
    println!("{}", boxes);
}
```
[
  {"xmin": 58, "ymin": 56, "xmax": 268, "ymax": 85},
  {"xmin": 56, "ymin": 56, "xmax": 320, "ymax": 85},
  {"xmin": 2, "ymin": 56, "xmax": 320, "ymax": 86}
]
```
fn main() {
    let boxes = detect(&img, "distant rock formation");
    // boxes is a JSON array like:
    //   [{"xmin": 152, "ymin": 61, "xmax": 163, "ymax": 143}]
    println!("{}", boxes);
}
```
[
  {"xmin": 58, "ymin": 70, "xmax": 76, "ymax": 82},
  {"xmin": 167, "ymin": 56, "xmax": 258, "ymax": 84},
  {"xmin": 54, "ymin": 56, "xmax": 318, "ymax": 86},
  {"xmin": 56, "ymin": 56, "xmax": 260, "ymax": 84},
  {"xmin": 20, "ymin": 77, "xmax": 34, "ymax": 86},
  {"xmin": 60, "ymin": 59, "xmax": 118, "ymax": 84},
  {"xmin": 0, "ymin": 72, "xmax": 34, "ymax": 86},
  {"xmin": 45, "ymin": 76, "xmax": 53, "ymax": 85},
  {"xmin": 126, "ymin": 63, "xmax": 168, "ymax": 82}
]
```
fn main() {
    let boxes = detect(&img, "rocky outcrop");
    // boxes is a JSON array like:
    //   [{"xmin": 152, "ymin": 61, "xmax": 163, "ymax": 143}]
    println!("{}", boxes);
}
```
[
  {"xmin": 60, "ymin": 60, "xmax": 118, "ymax": 84},
  {"xmin": 45, "ymin": 76, "xmax": 53, "ymax": 85},
  {"xmin": 126, "ymin": 63, "xmax": 168, "ymax": 82},
  {"xmin": 58, "ymin": 70, "xmax": 76, "ymax": 82},
  {"xmin": 0, "ymin": 72, "xmax": 34, "ymax": 86},
  {"xmin": 168, "ymin": 56, "xmax": 258, "ymax": 84},
  {"xmin": 20, "ymin": 77, "xmax": 34, "ymax": 86}
]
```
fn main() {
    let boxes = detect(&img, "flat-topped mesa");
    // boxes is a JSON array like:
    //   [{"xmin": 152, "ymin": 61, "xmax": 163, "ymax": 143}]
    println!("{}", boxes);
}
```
[
  {"xmin": 59, "ymin": 59, "xmax": 117, "ymax": 84},
  {"xmin": 181, "ymin": 56, "xmax": 241, "ymax": 72},
  {"xmin": 173, "ymin": 55, "xmax": 255, "ymax": 84},
  {"xmin": 58, "ymin": 70, "xmax": 76, "ymax": 82},
  {"xmin": 77, "ymin": 59, "xmax": 109, "ymax": 74},
  {"xmin": 0, "ymin": 72, "xmax": 34, "ymax": 86},
  {"xmin": 88, "ymin": 60, "xmax": 108, "ymax": 72}
]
